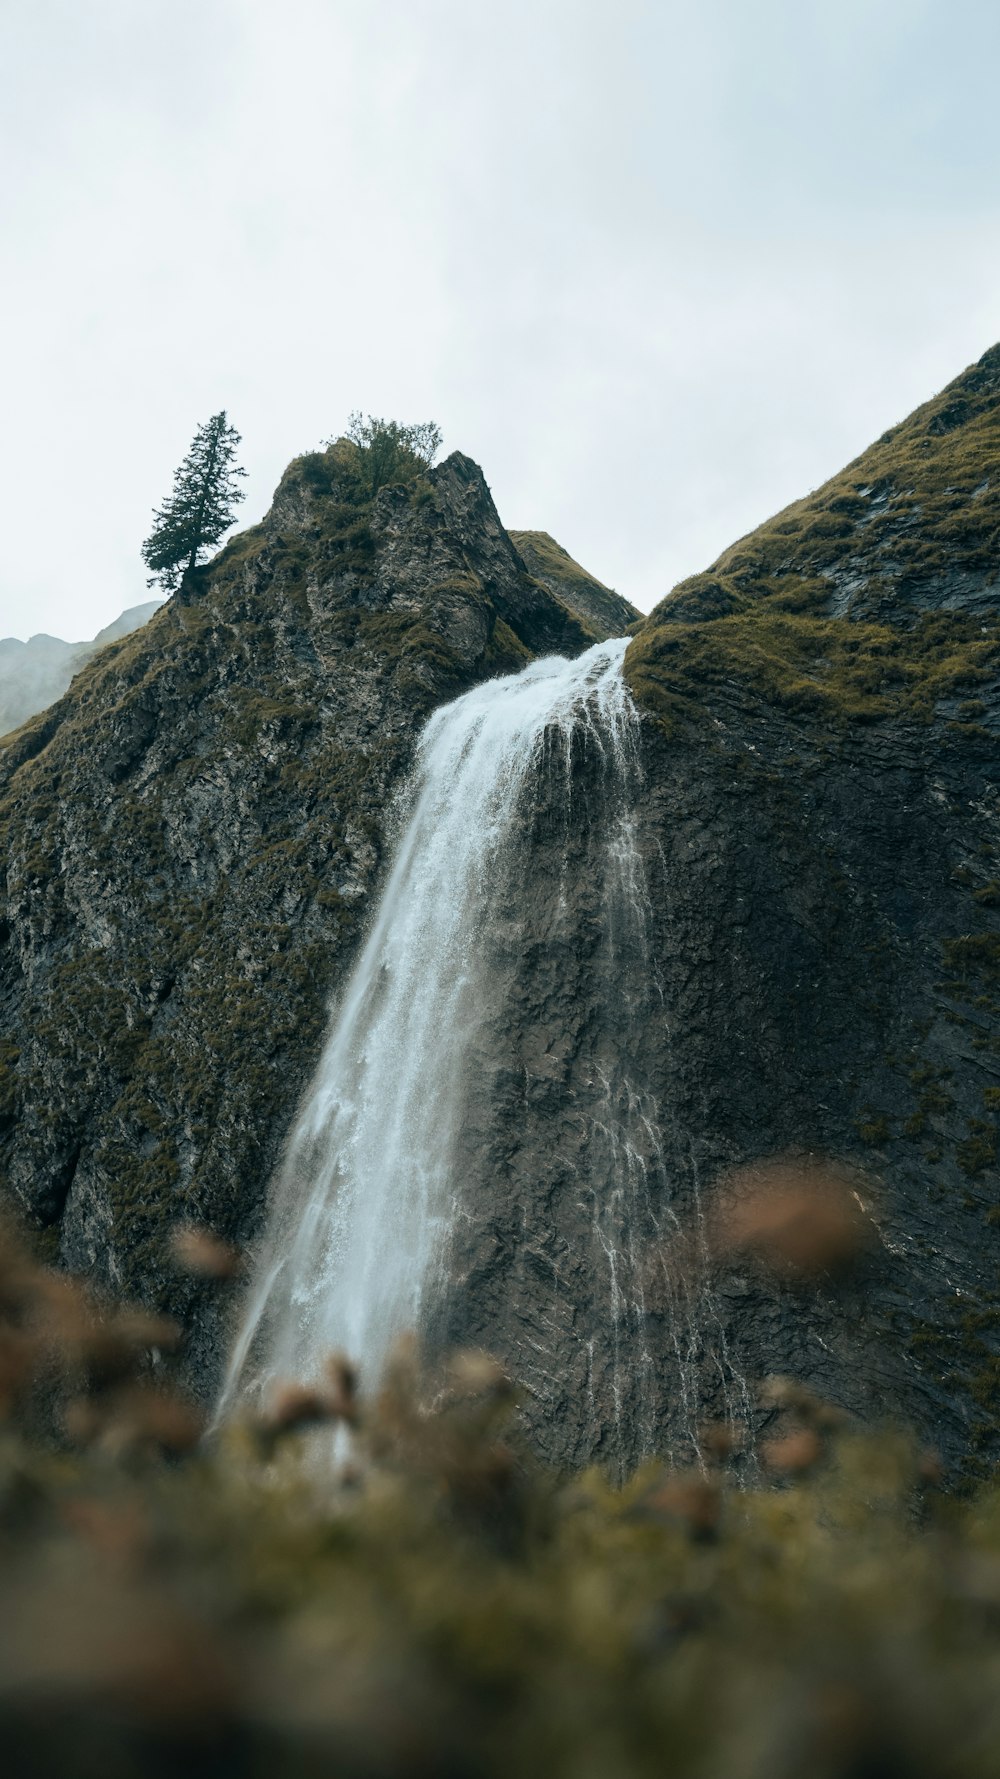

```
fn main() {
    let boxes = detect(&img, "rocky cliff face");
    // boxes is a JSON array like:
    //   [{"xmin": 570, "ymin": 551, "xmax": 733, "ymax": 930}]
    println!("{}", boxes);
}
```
[
  {"xmin": 508, "ymin": 530, "xmax": 640, "ymax": 637},
  {"xmin": 0, "ymin": 445, "xmax": 592, "ymax": 1385},
  {"xmin": 615, "ymin": 345, "xmax": 1000, "ymax": 1475},
  {"xmin": 435, "ymin": 347, "xmax": 999, "ymax": 1477},
  {"xmin": 1, "ymin": 358, "xmax": 998, "ymax": 1479}
]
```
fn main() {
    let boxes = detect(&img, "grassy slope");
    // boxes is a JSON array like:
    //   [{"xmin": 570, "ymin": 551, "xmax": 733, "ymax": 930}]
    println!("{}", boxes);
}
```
[
  {"xmin": 510, "ymin": 529, "xmax": 641, "ymax": 640},
  {"xmin": 0, "ymin": 445, "xmax": 574, "ymax": 1293},
  {"xmin": 626, "ymin": 344, "xmax": 1000, "ymax": 731}
]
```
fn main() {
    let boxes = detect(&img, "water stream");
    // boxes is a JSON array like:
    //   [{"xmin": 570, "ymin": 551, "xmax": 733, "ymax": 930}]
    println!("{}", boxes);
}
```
[{"xmin": 217, "ymin": 638, "xmax": 645, "ymax": 1422}]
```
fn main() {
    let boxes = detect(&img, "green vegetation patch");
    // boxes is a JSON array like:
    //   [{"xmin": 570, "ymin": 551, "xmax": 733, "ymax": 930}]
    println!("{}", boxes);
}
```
[
  {"xmin": 627, "ymin": 605, "xmax": 997, "ymax": 732},
  {"xmin": 627, "ymin": 344, "xmax": 1000, "ymax": 732},
  {"xmin": 510, "ymin": 529, "xmax": 640, "ymax": 640}
]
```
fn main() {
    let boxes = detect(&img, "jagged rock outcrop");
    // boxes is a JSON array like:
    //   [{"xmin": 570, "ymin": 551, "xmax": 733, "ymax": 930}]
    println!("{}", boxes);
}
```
[
  {"xmin": 509, "ymin": 530, "xmax": 639, "ymax": 637},
  {"xmin": 435, "ymin": 348, "xmax": 999, "ymax": 1477},
  {"xmin": 0, "ymin": 600, "xmax": 163, "ymax": 738},
  {"xmin": 1, "ymin": 355, "xmax": 998, "ymax": 1480},
  {"xmin": 0, "ymin": 446, "xmax": 592, "ymax": 1384},
  {"xmin": 617, "ymin": 345, "xmax": 999, "ymax": 1472}
]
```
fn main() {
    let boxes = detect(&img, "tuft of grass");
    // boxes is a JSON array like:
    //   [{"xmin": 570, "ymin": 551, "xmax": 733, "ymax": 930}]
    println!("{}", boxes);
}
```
[
  {"xmin": 3, "ymin": 1220, "xmax": 1000, "ymax": 1776},
  {"xmin": 626, "ymin": 343, "xmax": 1000, "ymax": 733}
]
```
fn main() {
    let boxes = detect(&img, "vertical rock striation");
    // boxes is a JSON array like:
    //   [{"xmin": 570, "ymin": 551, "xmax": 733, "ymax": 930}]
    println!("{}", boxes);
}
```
[
  {"xmin": 616, "ymin": 343, "xmax": 1000, "ymax": 1474},
  {"xmin": 0, "ymin": 446, "xmax": 592, "ymax": 1387},
  {"xmin": 1, "ymin": 350, "xmax": 998, "ymax": 1480}
]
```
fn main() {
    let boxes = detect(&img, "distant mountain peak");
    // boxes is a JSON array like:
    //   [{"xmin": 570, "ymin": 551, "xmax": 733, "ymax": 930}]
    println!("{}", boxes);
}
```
[{"xmin": 0, "ymin": 599, "xmax": 164, "ymax": 740}]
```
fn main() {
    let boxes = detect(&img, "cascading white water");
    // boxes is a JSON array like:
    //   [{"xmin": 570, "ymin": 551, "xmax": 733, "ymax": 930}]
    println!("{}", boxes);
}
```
[{"xmin": 217, "ymin": 637, "xmax": 640, "ymax": 1420}]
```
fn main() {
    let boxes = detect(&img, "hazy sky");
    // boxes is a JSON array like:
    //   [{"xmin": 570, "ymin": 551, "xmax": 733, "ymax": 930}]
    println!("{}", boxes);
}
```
[{"xmin": 3, "ymin": 0, "xmax": 998, "ymax": 640}]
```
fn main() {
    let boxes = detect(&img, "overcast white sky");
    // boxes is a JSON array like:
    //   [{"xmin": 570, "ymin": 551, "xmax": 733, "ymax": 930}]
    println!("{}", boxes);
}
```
[{"xmin": 2, "ymin": 0, "xmax": 998, "ymax": 640}]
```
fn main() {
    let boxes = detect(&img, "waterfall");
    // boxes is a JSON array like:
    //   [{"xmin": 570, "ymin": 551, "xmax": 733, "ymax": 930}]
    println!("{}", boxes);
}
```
[{"xmin": 217, "ymin": 638, "xmax": 642, "ymax": 1422}]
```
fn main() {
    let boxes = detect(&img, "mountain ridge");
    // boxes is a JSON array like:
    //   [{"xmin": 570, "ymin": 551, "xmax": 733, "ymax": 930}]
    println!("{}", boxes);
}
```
[
  {"xmin": 508, "ymin": 529, "xmax": 640, "ymax": 637},
  {"xmin": 0, "ymin": 366, "xmax": 997, "ymax": 1475},
  {"xmin": 626, "ymin": 342, "xmax": 1000, "ymax": 730},
  {"xmin": 0, "ymin": 445, "xmax": 598, "ymax": 1392}
]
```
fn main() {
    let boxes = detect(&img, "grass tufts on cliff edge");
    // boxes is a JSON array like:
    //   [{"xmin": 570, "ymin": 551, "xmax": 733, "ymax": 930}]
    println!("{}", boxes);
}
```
[
  {"xmin": 626, "ymin": 343, "xmax": 1000, "ymax": 732},
  {"xmin": 510, "ymin": 529, "xmax": 641, "ymax": 639}
]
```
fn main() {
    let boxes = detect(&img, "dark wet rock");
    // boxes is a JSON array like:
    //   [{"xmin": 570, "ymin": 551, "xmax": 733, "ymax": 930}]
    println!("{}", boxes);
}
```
[
  {"xmin": 1, "ymin": 352, "xmax": 998, "ymax": 1482},
  {"xmin": 0, "ymin": 447, "xmax": 592, "ymax": 1389},
  {"xmin": 612, "ymin": 343, "xmax": 1000, "ymax": 1478},
  {"xmin": 508, "ymin": 529, "xmax": 640, "ymax": 638}
]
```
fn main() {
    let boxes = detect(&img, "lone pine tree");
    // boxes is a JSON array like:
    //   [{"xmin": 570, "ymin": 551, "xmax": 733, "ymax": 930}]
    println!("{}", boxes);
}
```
[{"xmin": 142, "ymin": 412, "xmax": 247, "ymax": 593}]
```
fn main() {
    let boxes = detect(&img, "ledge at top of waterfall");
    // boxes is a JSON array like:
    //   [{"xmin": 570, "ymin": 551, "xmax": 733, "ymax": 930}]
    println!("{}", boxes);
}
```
[{"xmin": 217, "ymin": 637, "xmax": 640, "ymax": 1421}]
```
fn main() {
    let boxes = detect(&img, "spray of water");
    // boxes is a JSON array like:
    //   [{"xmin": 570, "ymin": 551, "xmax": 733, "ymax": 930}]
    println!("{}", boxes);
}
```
[{"xmin": 217, "ymin": 639, "xmax": 641, "ymax": 1421}]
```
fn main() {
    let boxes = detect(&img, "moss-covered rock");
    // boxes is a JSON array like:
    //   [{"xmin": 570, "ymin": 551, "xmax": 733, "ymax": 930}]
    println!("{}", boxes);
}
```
[
  {"xmin": 606, "ymin": 346, "xmax": 1000, "ymax": 1479},
  {"xmin": 0, "ymin": 449, "xmax": 591, "ymax": 1389},
  {"xmin": 626, "ymin": 342, "xmax": 1000, "ymax": 733},
  {"xmin": 509, "ymin": 529, "xmax": 640, "ymax": 639}
]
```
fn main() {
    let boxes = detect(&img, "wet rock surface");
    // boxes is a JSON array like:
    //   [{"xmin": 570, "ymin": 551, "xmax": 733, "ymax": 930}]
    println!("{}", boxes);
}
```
[
  {"xmin": 0, "ymin": 448, "xmax": 591, "ymax": 1390},
  {"xmin": 402, "ymin": 350, "xmax": 1000, "ymax": 1478},
  {"xmin": 434, "ymin": 691, "xmax": 998, "ymax": 1476},
  {"xmin": 1, "ymin": 354, "xmax": 998, "ymax": 1479}
]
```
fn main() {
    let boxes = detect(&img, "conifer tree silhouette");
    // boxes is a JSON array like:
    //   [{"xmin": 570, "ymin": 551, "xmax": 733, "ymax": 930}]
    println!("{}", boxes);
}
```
[{"xmin": 142, "ymin": 412, "xmax": 246, "ymax": 592}]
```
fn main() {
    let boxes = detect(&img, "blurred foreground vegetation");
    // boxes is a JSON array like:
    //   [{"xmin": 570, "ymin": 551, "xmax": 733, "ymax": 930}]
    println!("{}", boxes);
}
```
[{"xmin": 2, "ymin": 1220, "xmax": 1000, "ymax": 1779}]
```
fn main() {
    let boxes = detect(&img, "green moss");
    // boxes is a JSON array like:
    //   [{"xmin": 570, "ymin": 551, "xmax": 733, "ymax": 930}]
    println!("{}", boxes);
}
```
[
  {"xmin": 957, "ymin": 1121, "xmax": 999, "ymax": 1178},
  {"xmin": 626, "ymin": 345, "xmax": 1000, "ymax": 732},
  {"xmin": 0, "ymin": 1040, "xmax": 20, "ymax": 1124},
  {"xmin": 902, "ymin": 1061, "xmax": 958, "ymax": 1142},
  {"xmin": 856, "ymin": 1113, "xmax": 891, "ymax": 1145},
  {"xmin": 228, "ymin": 688, "xmax": 318, "ymax": 748},
  {"xmin": 271, "ymin": 437, "xmax": 438, "ymax": 583},
  {"xmin": 509, "ymin": 530, "xmax": 640, "ymax": 641},
  {"xmin": 627, "ymin": 605, "xmax": 997, "ymax": 735},
  {"xmin": 942, "ymin": 934, "xmax": 1000, "ymax": 987},
  {"xmin": 211, "ymin": 521, "xmax": 268, "ymax": 576},
  {"xmin": 485, "ymin": 616, "xmax": 533, "ymax": 669}
]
